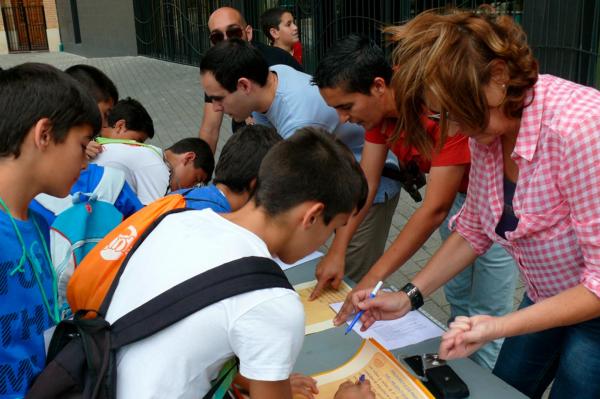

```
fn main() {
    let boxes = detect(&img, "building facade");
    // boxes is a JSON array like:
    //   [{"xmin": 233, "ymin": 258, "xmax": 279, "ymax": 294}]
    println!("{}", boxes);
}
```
[{"xmin": 1, "ymin": 0, "xmax": 60, "ymax": 54}]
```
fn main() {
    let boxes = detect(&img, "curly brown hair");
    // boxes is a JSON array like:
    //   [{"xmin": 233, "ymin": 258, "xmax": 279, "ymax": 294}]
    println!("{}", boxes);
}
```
[{"xmin": 384, "ymin": 7, "xmax": 538, "ymax": 158}]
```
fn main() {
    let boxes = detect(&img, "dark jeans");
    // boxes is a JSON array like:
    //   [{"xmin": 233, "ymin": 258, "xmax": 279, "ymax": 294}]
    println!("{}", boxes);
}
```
[{"xmin": 493, "ymin": 294, "xmax": 600, "ymax": 398}]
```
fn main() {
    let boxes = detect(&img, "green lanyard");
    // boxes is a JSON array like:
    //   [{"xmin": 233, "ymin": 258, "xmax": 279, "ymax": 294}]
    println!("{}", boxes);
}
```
[
  {"xmin": 95, "ymin": 137, "xmax": 163, "ymax": 159},
  {"xmin": 0, "ymin": 197, "xmax": 60, "ymax": 325}
]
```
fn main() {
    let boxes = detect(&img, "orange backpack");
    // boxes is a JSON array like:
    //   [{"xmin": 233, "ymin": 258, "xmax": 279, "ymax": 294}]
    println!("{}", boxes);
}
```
[{"xmin": 67, "ymin": 194, "xmax": 187, "ymax": 313}]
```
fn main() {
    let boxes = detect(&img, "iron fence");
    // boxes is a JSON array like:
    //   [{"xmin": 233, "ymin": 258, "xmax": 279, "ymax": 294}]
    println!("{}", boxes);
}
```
[
  {"xmin": 132, "ymin": 0, "xmax": 599, "ymax": 87},
  {"xmin": 523, "ymin": 0, "xmax": 600, "ymax": 88},
  {"xmin": 1, "ymin": 4, "xmax": 48, "ymax": 52}
]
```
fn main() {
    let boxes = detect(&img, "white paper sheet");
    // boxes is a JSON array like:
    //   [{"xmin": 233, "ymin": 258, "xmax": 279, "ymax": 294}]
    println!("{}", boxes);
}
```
[
  {"xmin": 275, "ymin": 251, "xmax": 324, "ymax": 270},
  {"xmin": 330, "ymin": 302, "xmax": 444, "ymax": 350}
]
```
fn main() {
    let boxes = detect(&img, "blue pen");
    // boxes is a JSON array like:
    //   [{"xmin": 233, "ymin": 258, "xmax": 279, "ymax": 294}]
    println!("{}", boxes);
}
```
[{"xmin": 344, "ymin": 281, "xmax": 383, "ymax": 335}]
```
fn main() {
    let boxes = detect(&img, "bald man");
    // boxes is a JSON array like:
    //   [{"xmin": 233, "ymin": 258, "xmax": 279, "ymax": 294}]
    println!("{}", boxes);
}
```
[{"xmin": 199, "ymin": 7, "xmax": 302, "ymax": 152}]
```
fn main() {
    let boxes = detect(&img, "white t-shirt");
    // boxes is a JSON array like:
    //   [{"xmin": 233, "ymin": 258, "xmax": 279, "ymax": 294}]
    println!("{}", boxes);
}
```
[
  {"xmin": 92, "ymin": 143, "xmax": 169, "ymax": 205},
  {"xmin": 105, "ymin": 209, "xmax": 305, "ymax": 398}
]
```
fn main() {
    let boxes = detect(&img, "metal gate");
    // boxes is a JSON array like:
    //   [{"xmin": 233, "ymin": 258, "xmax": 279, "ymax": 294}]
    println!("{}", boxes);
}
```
[
  {"xmin": 133, "ymin": 1, "xmax": 523, "ymax": 74},
  {"xmin": 522, "ymin": 0, "xmax": 600, "ymax": 88},
  {"xmin": 1, "ymin": 4, "xmax": 49, "ymax": 52}
]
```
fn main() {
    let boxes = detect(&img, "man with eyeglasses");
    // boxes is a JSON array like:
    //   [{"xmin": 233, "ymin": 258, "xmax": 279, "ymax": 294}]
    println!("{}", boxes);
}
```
[
  {"xmin": 199, "ymin": 6, "xmax": 302, "ymax": 153},
  {"xmin": 313, "ymin": 35, "xmax": 517, "ymax": 371}
]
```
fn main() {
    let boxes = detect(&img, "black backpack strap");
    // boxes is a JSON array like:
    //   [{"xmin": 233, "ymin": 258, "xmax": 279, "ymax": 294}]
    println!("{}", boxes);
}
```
[
  {"xmin": 109, "ymin": 256, "xmax": 292, "ymax": 349},
  {"xmin": 98, "ymin": 207, "xmax": 190, "ymax": 316}
]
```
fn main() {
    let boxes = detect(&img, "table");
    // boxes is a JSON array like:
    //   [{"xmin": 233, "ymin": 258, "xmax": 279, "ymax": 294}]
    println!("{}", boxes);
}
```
[{"xmin": 285, "ymin": 258, "xmax": 527, "ymax": 399}]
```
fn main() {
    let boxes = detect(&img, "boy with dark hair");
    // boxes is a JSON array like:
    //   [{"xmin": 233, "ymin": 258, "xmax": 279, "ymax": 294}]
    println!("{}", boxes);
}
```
[
  {"xmin": 201, "ymin": 37, "xmax": 401, "ymax": 287},
  {"xmin": 65, "ymin": 64, "xmax": 118, "ymax": 129},
  {"xmin": 314, "ymin": 35, "xmax": 516, "ymax": 369},
  {"xmin": 93, "ymin": 134, "xmax": 214, "ymax": 204},
  {"xmin": 175, "ymin": 124, "xmax": 281, "ymax": 212},
  {"xmin": 92, "ymin": 98, "xmax": 213, "ymax": 203},
  {"xmin": 260, "ymin": 7, "xmax": 299, "ymax": 57},
  {"xmin": 0, "ymin": 63, "xmax": 100, "ymax": 397},
  {"xmin": 101, "ymin": 127, "xmax": 370, "ymax": 398},
  {"xmin": 32, "ymin": 65, "xmax": 142, "ymax": 230},
  {"xmin": 165, "ymin": 137, "xmax": 215, "ymax": 189},
  {"xmin": 103, "ymin": 97, "xmax": 155, "ymax": 142}
]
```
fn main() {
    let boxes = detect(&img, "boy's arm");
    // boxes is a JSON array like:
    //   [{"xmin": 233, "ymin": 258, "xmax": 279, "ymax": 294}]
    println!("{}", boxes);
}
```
[
  {"xmin": 233, "ymin": 294, "xmax": 305, "ymax": 397},
  {"xmin": 249, "ymin": 379, "xmax": 293, "ymax": 399},
  {"xmin": 114, "ymin": 180, "xmax": 143, "ymax": 217},
  {"xmin": 199, "ymin": 102, "xmax": 223, "ymax": 154}
]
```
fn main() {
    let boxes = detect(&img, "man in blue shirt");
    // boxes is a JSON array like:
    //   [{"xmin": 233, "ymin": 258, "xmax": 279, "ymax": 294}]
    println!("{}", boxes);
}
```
[{"xmin": 200, "ymin": 39, "xmax": 402, "ymax": 285}]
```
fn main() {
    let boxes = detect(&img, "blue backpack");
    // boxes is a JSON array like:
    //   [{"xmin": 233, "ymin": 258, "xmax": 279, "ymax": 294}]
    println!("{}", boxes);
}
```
[{"xmin": 34, "ymin": 167, "xmax": 126, "ymax": 318}]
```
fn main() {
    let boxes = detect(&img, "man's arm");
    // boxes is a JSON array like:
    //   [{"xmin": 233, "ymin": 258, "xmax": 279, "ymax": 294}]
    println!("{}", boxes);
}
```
[
  {"xmin": 333, "ymin": 164, "xmax": 466, "ymax": 321},
  {"xmin": 356, "ymin": 163, "xmax": 465, "ymax": 288},
  {"xmin": 310, "ymin": 141, "xmax": 387, "ymax": 298},
  {"xmin": 199, "ymin": 102, "xmax": 223, "ymax": 154},
  {"xmin": 336, "ymin": 231, "xmax": 478, "ymax": 328}
]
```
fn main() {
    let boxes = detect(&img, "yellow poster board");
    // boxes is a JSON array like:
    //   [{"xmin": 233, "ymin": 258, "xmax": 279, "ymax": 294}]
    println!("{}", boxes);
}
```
[
  {"xmin": 294, "ymin": 280, "xmax": 352, "ymax": 335},
  {"xmin": 302, "ymin": 339, "xmax": 434, "ymax": 399}
]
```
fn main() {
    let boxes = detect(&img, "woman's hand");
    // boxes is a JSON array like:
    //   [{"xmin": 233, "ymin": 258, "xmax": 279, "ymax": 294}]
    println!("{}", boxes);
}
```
[
  {"xmin": 334, "ymin": 289, "xmax": 411, "ymax": 331},
  {"xmin": 439, "ymin": 315, "xmax": 501, "ymax": 360}
]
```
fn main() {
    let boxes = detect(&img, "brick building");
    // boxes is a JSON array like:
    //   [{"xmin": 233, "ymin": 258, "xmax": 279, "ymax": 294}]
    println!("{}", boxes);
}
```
[{"xmin": 1, "ymin": 0, "xmax": 60, "ymax": 54}]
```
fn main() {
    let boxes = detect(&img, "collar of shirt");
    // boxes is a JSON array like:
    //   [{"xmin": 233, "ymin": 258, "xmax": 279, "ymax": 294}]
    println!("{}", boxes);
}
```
[{"xmin": 513, "ymin": 80, "xmax": 546, "ymax": 162}]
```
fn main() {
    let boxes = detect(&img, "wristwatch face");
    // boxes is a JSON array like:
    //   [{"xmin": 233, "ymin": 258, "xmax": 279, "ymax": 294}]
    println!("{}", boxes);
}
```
[{"xmin": 402, "ymin": 283, "xmax": 424, "ymax": 310}]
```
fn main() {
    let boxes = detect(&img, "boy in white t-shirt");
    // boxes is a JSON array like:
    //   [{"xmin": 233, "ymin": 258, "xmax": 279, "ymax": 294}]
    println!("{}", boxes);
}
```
[
  {"xmin": 103, "ymin": 127, "xmax": 373, "ymax": 398},
  {"xmin": 91, "ymin": 98, "xmax": 214, "ymax": 204}
]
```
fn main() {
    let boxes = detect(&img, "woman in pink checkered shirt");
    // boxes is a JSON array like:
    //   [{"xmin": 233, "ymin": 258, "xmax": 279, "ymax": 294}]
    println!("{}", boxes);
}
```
[{"xmin": 344, "ymin": 8, "xmax": 600, "ymax": 398}]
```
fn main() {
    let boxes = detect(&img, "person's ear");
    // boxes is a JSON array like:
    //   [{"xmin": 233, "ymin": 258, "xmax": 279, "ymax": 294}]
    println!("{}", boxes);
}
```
[
  {"xmin": 183, "ymin": 151, "xmax": 196, "ymax": 165},
  {"xmin": 301, "ymin": 202, "xmax": 325, "ymax": 229},
  {"xmin": 237, "ymin": 78, "xmax": 253, "ymax": 94},
  {"xmin": 245, "ymin": 25, "xmax": 253, "ymax": 42},
  {"xmin": 33, "ymin": 118, "xmax": 54, "ymax": 150},
  {"xmin": 370, "ymin": 77, "xmax": 387, "ymax": 97},
  {"xmin": 269, "ymin": 27, "xmax": 280, "ymax": 42},
  {"xmin": 248, "ymin": 177, "xmax": 257, "ymax": 192},
  {"xmin": 489, "ymin": 59, "xmax": 509, "ymax": 87},
  {"xmin": 486, "ymin": 59, "xmax": 509, "ymax": 108},
  {"xmin": 114, "ymin": 119, "xmax": 127, "ymax": 134}
]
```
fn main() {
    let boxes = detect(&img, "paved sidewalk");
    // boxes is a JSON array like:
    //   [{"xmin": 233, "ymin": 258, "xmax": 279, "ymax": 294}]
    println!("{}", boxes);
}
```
[{"xmin": 0, "ymin": 52, "xmax": 525, "ymax": 325}]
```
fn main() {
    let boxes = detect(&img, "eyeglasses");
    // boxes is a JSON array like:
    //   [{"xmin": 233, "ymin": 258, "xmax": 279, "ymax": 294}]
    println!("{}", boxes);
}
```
[{"xmin": 209, "ymin": 26, "xmax": 244, "ymax": 45}]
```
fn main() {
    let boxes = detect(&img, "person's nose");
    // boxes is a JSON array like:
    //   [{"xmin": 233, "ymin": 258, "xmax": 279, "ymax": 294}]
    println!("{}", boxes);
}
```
[{"xmin": 336, "ymin": 110, "xmax": 350, "ymax": 124}]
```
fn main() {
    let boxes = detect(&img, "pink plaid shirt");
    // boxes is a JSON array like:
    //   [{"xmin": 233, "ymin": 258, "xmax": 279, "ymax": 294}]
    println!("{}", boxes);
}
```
[{"xmin": 451, "ymin": 75, "xmax": 600, "ymax": 302}]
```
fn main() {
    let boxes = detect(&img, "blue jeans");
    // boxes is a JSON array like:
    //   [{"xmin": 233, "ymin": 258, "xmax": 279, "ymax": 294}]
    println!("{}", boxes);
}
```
[
  {"xmin": 439, "ymin": 193, "xmax": 518, "ymax": 370},
  {"xmin": 493, "ymin": 294, "xmax": 600, "ymax": 398}
]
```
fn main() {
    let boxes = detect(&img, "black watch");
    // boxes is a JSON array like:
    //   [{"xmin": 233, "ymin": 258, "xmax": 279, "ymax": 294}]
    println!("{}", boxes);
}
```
[{"xmin": 401, "ymin": 283, "xmax": 424, "ymax": 311}]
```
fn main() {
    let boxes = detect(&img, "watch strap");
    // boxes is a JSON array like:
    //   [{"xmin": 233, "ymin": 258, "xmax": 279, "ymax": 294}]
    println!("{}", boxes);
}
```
[{"xmin": 401, "ymin": 282, "xmax": 424, "ymax": 311}]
